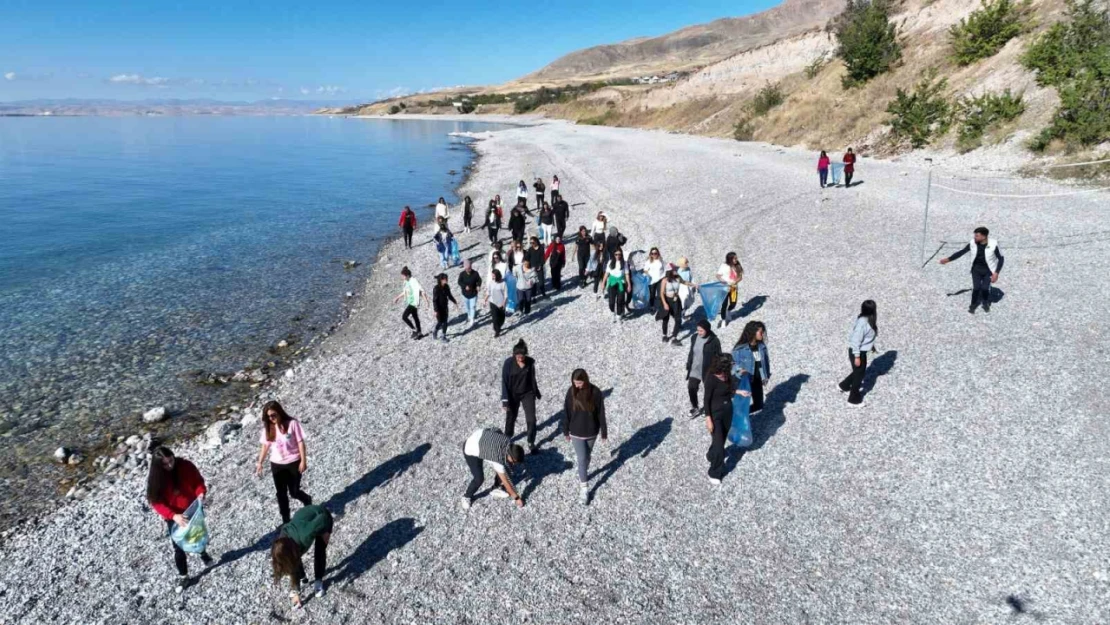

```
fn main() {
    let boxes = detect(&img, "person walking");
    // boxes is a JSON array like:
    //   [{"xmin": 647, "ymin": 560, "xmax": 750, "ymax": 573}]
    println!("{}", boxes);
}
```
[
  {"xmin": 393, "ymin": 267, "xmax": 430, "ymax": 339},
  {"xmin": 435, "ymin": 196, "xmax": 449, "ymax": 227},
  {"xmin": 461, "ymin": 427, "xmax": 526, "ymax": 509},
  {"xmin": 842, "ymin": 148, "xmax": 856, "ymax": 188},
  {"xmin": 675, "ymin": 257, "xmax": 698, "ymax": 314},
  {"xmin": 526, "ymin": 236, "xmax": 547, "ymax": 300},
  {"xmin": 817, "ymin": 151, "xmax": 830, "ymax": 188},
  {"xmin": 507, "ymin": 239, "xmax": 526, "ymax": 275},
  {"xmin": 839, "ymin": 300, "xmax": 877, "ymax": 406},
  {"xmin": 508, "ymin": 206, "xmax": 526, "ymax": 243},
  {"xmin": 658, "ymin": 269, "xmax": 684, "ymax": 344},
  {"xmin": 539, "ymin": 202, "xmax": 555, "ymax": 246},
  {"xmin": 716, "ymin": 252, "xmax": 744, "ymax": 328},
  {"xmin": 551, "ymin": 174, "xmax": 561, "ymax": 203},
  {"xmin": 686, "ymin": 320, "xmax": 721, "ymax": 416},
  {"xmin": 270, "ymin": 504, "xmax": 332, "ymax": 607},
  {"xmin": 574, "ymin": 226, "xmax": 592, "ymax": 289},
  {"xmin": 643, "ymin": 247, "xmax": 665, "ymax": 314},
  {"xmin": 939, "ymin": 226, "xmax": 1004, "ymax": 314},
  {"xmin": 704, "ymin": 355, "xmax": 748, "ymax": 484},
  {"xmin": 605, "ymin": 248, "xmax": 631, "ymax": 322},
  {"xmin": 603, "ymin": 227, "xmax": 627, "ymax": 268},
  {"xmin": 533, "ymin": 178, "xmax": 546, "ymax": 212},
  {"xmin": 501, "ymin": 339, "xmax": 542, "ymax": 454},
  {"xmin": 590, "ymin": 212, "xmax": 608, "ymax": 246},
  {"xmin": 147, "ymin": 446, "xmax": 213, "ymax": 593},
  {"xmin": 484, "ymin": 199, "xmax": 502, "ymax": 245},
  {"xmin": 431, "ymin": 273, "xmax": 459, "ymax": 343},
  {"xmin": 484, "ymin": 269, "xmax": 509, "ymax": 338},
  {"xmin": 488, "ymin": 250, "xmax": 508, "ymax": 290},
  {"xmin": 462, "ymin": 196, "xmax": 475, "ymax": 233},
  {"xmin": 517, "ymin": 180, "xmax": 529, "ymax": 211},
  {"xmin": 433, "ymin": 225, "xmax": 454, "ymax": 269},
  {"xmin": 553, "ymin": 194, "xmax": 569, "ymax": 239},
  {"xmin": 457, "ymin": 260, "xmax": 483, "ymax": 328},
  {"xmin": 562, "ymin": 369, "xmax": 607, "ymax": 506},
  {"xmin": 397, "ymin": 205, "xmax": 417, "ymax": 249},
  {"xmin": 732, "ymin": 321, "xmax": 770, "ymax": 413},
  {"xmin": 545, "ymin": 235, "xmax": 566, "ymax": 292},
  {"xmin": 255, "ymin": 400, "xmax": 313, "ymax": 525},
  {"xmin": 516, "ymin": 260, "xmax": 536, "ymax": 316},
  {"xmin": 590, "ymin": 242, "xmax": 607, "ymax": 298}
]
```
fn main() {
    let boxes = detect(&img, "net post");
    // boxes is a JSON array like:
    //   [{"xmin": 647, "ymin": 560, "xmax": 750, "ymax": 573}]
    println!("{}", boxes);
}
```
[{"xmin": 920, "ymin": 158, "xmax": 933, "ymax": 267}]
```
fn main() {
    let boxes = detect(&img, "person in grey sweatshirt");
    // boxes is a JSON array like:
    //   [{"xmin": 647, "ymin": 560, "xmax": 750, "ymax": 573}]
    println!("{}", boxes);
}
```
[{"xmin": 839, "ymin": 300, "xmax": 877, "ymax": 406}]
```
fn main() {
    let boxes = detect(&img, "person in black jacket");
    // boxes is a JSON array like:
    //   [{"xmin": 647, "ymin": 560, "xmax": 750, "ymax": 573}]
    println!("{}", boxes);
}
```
[
  {"xmin": 545, "ymin": 236, "xmax": 566, "ymax": 292},
  {"xmin": 604, "ymin": 227, "xmax": 626, "ymax": 268},
  {"xmin": 431, "ymin": 273, "xmax": 458, "ymax": 343},
  {"xmin": 685, "ymin": 320, "xmax": 721, "ymax": 417},
  {"xmin": 501, "ymin": 339, "xmax": 542, "ymax": 454},
  {"xmin": 553, "ymin": 197, "xmax": 570, "ymax": 239},
  {"xmin": 526, "ymin": 236, "xmax": 547, "ymax": 300},
  {"xmin": 704, "ymin": 354, "xmax": 744, "ymax": 484},
  {"xmin": 574, "ymin": 226, "xmax": 592, "ymax": 289},
  {"xmin": 457, "ymin": 260, "xmax": 482, "ymax": 327},
  {"xmin": 483, "ymin": 199, "xmax": 502, "ymax": 245},
  {"xmin": 508, "ymin": 207, "xmax": 526, "ymax": 243},
  {"xmin": 562, "ymin": 369, "xmax": 607, "ymax": 506}
]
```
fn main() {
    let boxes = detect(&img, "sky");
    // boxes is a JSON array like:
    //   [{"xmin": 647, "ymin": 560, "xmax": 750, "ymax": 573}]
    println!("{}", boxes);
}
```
[{"xmin": 0, "ymin": 0, "xmax": 779, "ymax": 102}]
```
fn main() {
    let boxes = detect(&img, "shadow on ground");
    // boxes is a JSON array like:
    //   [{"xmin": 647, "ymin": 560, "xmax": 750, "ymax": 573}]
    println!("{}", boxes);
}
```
[
  {"xmin": 589, "ymin": 417, "xmax": 673, "ymax": 496},
  {"xmin": 329, "ymin": 518, "xmax": 424, "ymax": 585},
  {"xmin": 725, "ymin": 373, "xmax": 809, "ymax": 475}
]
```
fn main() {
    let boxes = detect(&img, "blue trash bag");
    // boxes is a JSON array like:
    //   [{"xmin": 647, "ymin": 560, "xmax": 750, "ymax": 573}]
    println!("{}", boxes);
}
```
[
  {"xmin": 630, "ymin": 272, "xmax": 651, "ymax": 310},
  {"xmin": 728, "ymin": 375, "xmax": 754, "ymax": 447},
  {"xmin": 830, "ymin": 162, "xmax": 845, "ymax": 186},
  {"xmin": 505, "ymin": 272, "xmax": 518, "ymax": 313},
  {"xmin": 170, "ymin": 498, "xmax": 210, "ymax": 554},
  {"xmin": 699, "ymin": 282, "xmax": 728, "ymax": 321},
  {"xmin": 448, "ymin": 239, "xmax": 461, "ymax": 267}
]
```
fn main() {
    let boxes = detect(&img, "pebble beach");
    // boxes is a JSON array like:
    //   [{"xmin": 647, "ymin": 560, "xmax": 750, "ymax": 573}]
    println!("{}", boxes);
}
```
[{"xmin": 0, "ymin": 119, "xmax": 1107, "ymax": 624}]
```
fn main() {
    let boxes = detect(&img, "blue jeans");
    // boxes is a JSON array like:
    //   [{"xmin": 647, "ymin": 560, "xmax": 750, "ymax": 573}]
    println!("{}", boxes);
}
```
[
  {"xmin": 819, "ymin": 169, "xmax": 828, "ymax": 187},
  {"xmin": 464, "ymin": 297, "xmax": 477, "ymax": 322}
]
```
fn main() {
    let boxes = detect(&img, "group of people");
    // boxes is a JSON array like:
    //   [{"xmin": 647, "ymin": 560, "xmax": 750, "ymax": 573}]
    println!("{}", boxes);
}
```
[
  {"xmin": 816, "ymin": 148, "xmax": 857, "ymax": 188},
  {"xmin": 147, "ymin": 160, "xmax": 1004, "ymax": 608}
]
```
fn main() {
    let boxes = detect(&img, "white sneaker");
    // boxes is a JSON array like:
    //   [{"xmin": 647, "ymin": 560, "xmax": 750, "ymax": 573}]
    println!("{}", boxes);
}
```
[
  {"xmin": 460, "ymin": 496, "xmax": 472, "ymax": 510},
  {"xmin": 175, "ymin": 575, "xmax": 190, "ymax": 594},
  {"xmin": 490, "ymin": 489, "xmax": 510, "ymax": 499},
  {"xmin": 314, "ymin": 580, "xmax": 325, "ymax": 597},
  {"xmin": 708, "ymin": 477, "xmax": 722, "ymax": 485},
  {"xmin": 579, "ymin": 484, "xmax": 589, "ymax": 506}
]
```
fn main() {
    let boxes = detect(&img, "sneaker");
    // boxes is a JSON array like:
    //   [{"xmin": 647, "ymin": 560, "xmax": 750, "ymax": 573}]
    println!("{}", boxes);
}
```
[
  {"xmin": 848, "ymin": 401, "xmax": 865, "ymax": 408},
  {"xmin": 175, "ymin": 575, "xmax": 191, "ymax": 594},
  {"xmin": 200, "ymin": 552, "xmax": 214, "ymax": 568},
  {"xmin": 662, "ymin": 336, "xmax": 669, "ymax": 343},
  {"xmin": 460, "ymin": 496, "xmax": 472, "ymax": 510},
  {"xmin": 579, "ymin": 484, "xmax": 589, "ymax": 506},
  {"xmin": 983, "ymin": 303, "xmax": 991, "ymax": 313},
  {"xmin": 671, "ymin": 338, "xmax": 682, "ymax": 345},
  {"xmin": 490, "ymin": 489, "xmax": 511, "ymax": 500},
  {"xmin": 689, "ymin": 406, "xmax": 700, "ymax": 417},
  {"xmin": 410, "ymin": 330, "xmax": 418, "ymax": 339},
  {"xmin": 717, "ymin": 319, "xmax": 724, "ymax": 329},
  {"xmin": 313, "ymin": 580, "xmax": 325, "ymax": 598},
  {"xmin": 708, "ymin": 477, "xmax": 722, "ymax": 485},
  {"xmin": 838, "ymin": 385, "xmax": 848, "ymax": 393},
  {"xmin": 968, "ymin": 306, "xmax": 976, "ymax": 314}
]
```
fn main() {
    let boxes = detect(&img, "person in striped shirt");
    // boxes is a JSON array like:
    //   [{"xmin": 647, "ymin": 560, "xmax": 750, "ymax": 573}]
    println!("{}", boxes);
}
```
[{"xmin": 461, "ymin": 427, "xmax": 525, "ymax": 510}]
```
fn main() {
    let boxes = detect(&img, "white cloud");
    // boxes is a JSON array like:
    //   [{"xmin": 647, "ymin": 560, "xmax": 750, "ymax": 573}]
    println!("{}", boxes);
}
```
[
  {"xmin": 3, "ymin": 72, "xmax": 15, "ymax": 81},
  {"xmin": 316, "ymin": 85, "xmax": 345, "ymax": 95},
  {"xmin": 108, "ymin": 73, "xmax": 172, "ymax": 86},
  {"xmin": 299, "ymin": 87, "xmax": 310, "ymax": 95}
]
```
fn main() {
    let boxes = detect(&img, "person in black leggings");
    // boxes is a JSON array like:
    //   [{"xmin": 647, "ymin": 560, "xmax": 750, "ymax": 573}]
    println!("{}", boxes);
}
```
[
  {"xmin": 658, "ymin": 269, "xmax": 684, "ymax": 343},
  {"xmin": 271, "ymin": 505, "xmax": 333, "ymax": 607},
  {"xmin": 392, "ymin": 267, "xmax": 430, "ymax": 339},
  {"xmin": 397, "ymin": 206, "xmax": 417, "ymax": 249},
  {"xmin": 574, "ymin": 226, "xmax": 592, "ymax": 288},
  {"xmin": 501, "ymin": 339, "xmax": 542, "ymax": 454},
  {"xmin": 590, "ymin": 242, "xmax": 606, "ymax": 297}
]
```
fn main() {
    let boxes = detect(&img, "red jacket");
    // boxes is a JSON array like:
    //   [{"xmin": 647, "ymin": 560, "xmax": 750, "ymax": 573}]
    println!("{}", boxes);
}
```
[
  {"xmin": 817, "ymin": 156, "xmax": 830, "ymax": 171},
  {"xmin": 398, "ymin": 210, "xmax": 417, "ymax": 229},
  {"xmin": 843, "ymin": 152, "xmax": 856, "ymax": 173},
  {"xmin": 544, "ymin": 242, "xmax": 565, "ymax": 262},
  {"xmin": 150, "ymin": 459, "xmax": 207, "ymax": 520}
]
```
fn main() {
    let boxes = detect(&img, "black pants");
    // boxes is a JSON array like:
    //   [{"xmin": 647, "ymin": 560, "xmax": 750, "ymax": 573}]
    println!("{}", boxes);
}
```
[
  {"xmin": 592, "ymin": 269, "xmax": 604, "ymax": 293},
  {"xmin": 536, "ymin": 194, "xmax": 544, "ymax": 209},
  {"xmin": 608, "ymin": 285, "xmax": 626, "ymax": 315},
  {"xmin": 661, "ymin": 297, "xmax": 681, "ymax": 338},
  {"xmin": 402, "ymin": 227, "xmax": 413, "ymax": 249},
  {"xmin": 551, "ymin": 189, "xmax": 560, "ymax": 203},
  {"xmin": 464, "ymin": 213, "xmax": 473, "ymax": 229},
  {"xmin": 434, "ymin": 318, "xmax": 448, "ymax": 338},
  {"xmin": 512, "ymin": 228, "xmax": 525, "ymax": 243},
  {"xmin": 491, "ymin": 304, "xmax": 506, "ymax": 334},
  {"xmin": 556, "ymin": 218, "xmax": 566, "ymax": 239},
  {"xmin": 706, "ymin": 408, "xmax": 732, "ymax": 479},
  {"xmin": 272, "ymin": 460, "xmax": 312, "ymax": 523},
  {"xmin": 750, "ymin": 363, "xmax": 765, "ymax": 412},
  {"xmin": 487, "ymin": 226, "xmax": 499, "ymax": 244},
  {"xmin": 577, "ymin": 255, "xmax": 590, "ymax": 285},
  {"xmin": 551, "ymin": 267, "xmax": 562, "ymax": 290},
  {"xmin": 648, "ymin": 281, "xmax": 661, "ymax": 312},
  {"xmin": 165, "ymin": 520, "xmax": 210, "ymax": 576},
  {"xmin": 505, "ymin": 394, "xmax": 537, "ymax": 446},
  {"xmin": 687, "ymin": 377, "xmax": 702, "ymax": 410},
  {"xmin": 719, "ymin": 290, "xmax": 737, "ymax": 321},
  {"xmin": 845, "ymin": 172, "xmax": 854, "ymax": 187},
  {"xmin": 293, "ymin": 534, "xmax": 329, "ymax": 583},
  {"xmin": 402, "ymin": 305, "xmax": 421, "ymax": 334},
  {"xmin": 518, "ymin": 290, "xmax": 532, "ymax": 314},
  {"xmin": 839, "ymin": 349, "xmax": 868, "ymax": 404},
  {"xmin": 971, "ymin": 271, "xmax": 992, "ymax": 309},
  {"xmin": 536, "ymin": 267, "xmax": 547, "ymax": 298}
]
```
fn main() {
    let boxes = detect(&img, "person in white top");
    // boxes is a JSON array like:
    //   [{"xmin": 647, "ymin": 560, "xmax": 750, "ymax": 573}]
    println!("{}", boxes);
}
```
[
  {"xmin": 434, "ymin": 197, "xmax": 449, "ymax": 227},
  {"xmin": 605, "ymin": 249, "xmax": 631, "ymax": 322},
  {"xmin": 516, "ymin": 180, "xmax": 529, "ymax": 211},
  {"xmin": 643, "ymin": 247, "xmax": 666, "ymax": 315},
  {"xmin": 715, "ymin": 251, "xmax": 744, "ymax": 328},
  {"xmin": 590, "ymin": 212, "xmax": 608, "ymax": 246},
  {"xmin": 551, "ymin": 175, "xmax": 561, "ymax": 202}
]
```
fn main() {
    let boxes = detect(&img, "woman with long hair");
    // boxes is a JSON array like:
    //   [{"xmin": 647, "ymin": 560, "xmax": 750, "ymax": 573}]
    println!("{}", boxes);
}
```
[
  {"xmin": 817, "ymin": 151, "xmax": 830, "ymax": 188},
  {"xmin": 574, "ymin": 226, "xmax": 592, "ymax": 289},
  {"xmin": 715, "ymin": 252, "xmax": 744, "ymax": 328},
  {"xmin": 462, "ymin": 195, "xmax": 474, "ymax": 233},
  {"xmin": 562, "ymin": 369, "xmax": 607, "ymax": 505},
  {"xmin": 527, "ymin": 236, "xmax": 547, "ymax": 300},
  {"xmin": 255, "ymin": 400, "xmax": 313, "ymax": 524},
  {"xmin": 517, "ymin": 180, "xmax": 529, "ymax": 211},
  {"xmin": 643, "ymin": 247, "xmax": 666, "ymax": 315},
  {"xmin": 539, "ymin": 201, "xmax": 555, "ymax": 246},
  {"xmin": 590, "ymin": 212, "xmax": 608, "ymax": 246},
  {"xmin": 147, "ymin": 446, "xmax": 212, "ymax": 592},
  {"xmin": 516, "ymin": 259, "xmax": 536, "ymax": 316},
  {"xmin": 484, "ymin": 199, "xmax": 501, "ymax": 244},
  {"xmin": 605, "ymin": 248, "xmax": 630, "ymax": 322},
  {"xmin": 842, "ymin": 147, "xmax": 856, "ymax": 187},
  {"xmin": 508, "ymin": 206, "xmax": 526, "ymax": 243},
  {"xmin": 590, "ymin": 242, "xmax": 606, "ymax": 297},
  {"xmin": 545, "ymin": 234, "xmax": 566, "ymax": 291},
  {"xmin": 732, "ymin": 321, "xmax": 771, "ymax": 413},
  {"xmin": 533, "ymin": 178, "xmax": 546, "ymax": 211},
  {"xmin": 506, "ymin": 238, "xmax": 525, "ymax": 275},
  {"xmin": 657, "ymin": 269, "xmax": 684, "ymax": 344},
  {"xmin": 271, "ymin": 504, "xmax": 333, "ymax": 608},
  {"xmin": 397, "ymin": 205, "xmax": 417, "ymax": 249},
  {"xmin": 484, "ymin": 268, "xmax": 508, "ymax": 337},
  {"xmin": 551, "ymin": 174, "xmax": 561, "ymax": 202},
  {"xmin": 703, "ymin": 354, "xmax": 748, "ymax": 484},
  {"xmin": 840, "ymin": 300, "xmax": 877, "ymax": 406},
  {"xmin": 435, "ymin": 196, "xmax": 449, "ymax": 227}
]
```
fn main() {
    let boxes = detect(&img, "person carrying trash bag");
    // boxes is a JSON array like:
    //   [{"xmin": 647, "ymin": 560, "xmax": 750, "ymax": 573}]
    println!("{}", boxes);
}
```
[
  {"xmin": 147, "ymin": 446, "xmax": 213, "ymax": 593},
  {"xmin": 433, "ymin": 225, "xmax": 454, "ymax": 270},
  {"xmin": 271, "ymin": 504, "xmax": 333, "ymax": 608},
  {"xmin": 731, "ymin": 321, "xmax": 771, "ymax": 413},
  {"xmin": 715, "ymin": 252, "xmax": 744, "ymax": 328},
  {"xmin": 703, "ymin": 354, "xmax": 750, "ymax": 484}
]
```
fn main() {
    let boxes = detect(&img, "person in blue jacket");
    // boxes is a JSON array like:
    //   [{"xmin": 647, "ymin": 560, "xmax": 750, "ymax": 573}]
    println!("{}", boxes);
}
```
[
  {"xmin": 731, "ymin": 321, "xmax": 771, "ymax": 413},
  {"xmin": 433, "ymin": 225, "xmax": 454, "ymax": 270}
]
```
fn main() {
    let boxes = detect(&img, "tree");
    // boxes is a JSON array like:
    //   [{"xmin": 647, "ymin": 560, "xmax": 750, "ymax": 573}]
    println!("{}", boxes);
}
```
[{"xmin": 833, "ymin": 0, "xmax": 903, "ymax": 88}]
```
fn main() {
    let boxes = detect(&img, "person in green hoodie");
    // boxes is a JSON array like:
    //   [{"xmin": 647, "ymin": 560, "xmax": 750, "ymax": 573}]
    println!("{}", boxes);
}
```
[{"xmin": 271, "ymin": 504, "xmax": 333, "ymax": 608}]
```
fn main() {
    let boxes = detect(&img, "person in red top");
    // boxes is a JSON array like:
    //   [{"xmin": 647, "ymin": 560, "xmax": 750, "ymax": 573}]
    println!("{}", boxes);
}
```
[
  {"xmin": 843, "ymin": 147, "xmax": 857, "ymax": 188},
  {"xmin": 817, "ymin": 151, "xmax": 831, "ymax": 188},
  {"xmin": 147, "ymin": 446, "xmax": 212, "ymax": 592},
  {"xmin": 397, "ymin": 206, "xmax": 417, "ymax": 249},
  {"xmin": 544, "ymin": 235, "xmax": 567, "ymax": 291}
]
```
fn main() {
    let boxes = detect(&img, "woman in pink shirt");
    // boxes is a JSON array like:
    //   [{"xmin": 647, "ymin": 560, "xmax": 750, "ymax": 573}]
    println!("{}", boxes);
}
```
[
  {"xmin": 817, "ymin": 151, "xmax": 831, "ymax": 188},
  {"xmin": 255, "ymin": 400, "xmax": 312, "ymax": 524}
]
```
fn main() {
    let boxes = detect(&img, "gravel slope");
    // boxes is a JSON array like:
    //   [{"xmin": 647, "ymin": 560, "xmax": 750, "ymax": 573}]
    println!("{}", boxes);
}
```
[{"xmin": 1, "ymin": 121, "xmax": 1107, "ymax": 625}]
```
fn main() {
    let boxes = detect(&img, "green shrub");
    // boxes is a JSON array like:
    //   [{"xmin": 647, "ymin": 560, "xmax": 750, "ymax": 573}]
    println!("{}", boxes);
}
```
[
  {"xmin": 950, "ymin": 0, "xmax": 1031, "ymax": 66},
  {"xmin": 1022, "ymin": 0, "xmax": 1110, "ymax": 148},
  {"xmin": 733, "ymin": 118, "xmax": 756, "ymax": 141},
  {"xmin": 751, "ymin": 83, "xmax": 785, "ymax": 115},
  {"xmin": 956, "ymin": 89, "xmax": 1026, "ymax": 151},
  {"xmin": 886, "ymin": 72, "xmax": 953, "ymax": 147},
  {"xmin": 833, "ymin": 0, "xmax": 903, "ymax": 88},
  {"xmin": 579, "ymin": 110, "xmax": 618, "ymax": 126},
  {"xmin": 804, "ymin": 55, "xmax": 830, "ymax": 79},
  {"xmin": 388, "ymin": 105, "xmax": 401, "ymax": 115},
  {"xmin": 458, "ymin": 102, "xmax": 475, "ymax": 114}
]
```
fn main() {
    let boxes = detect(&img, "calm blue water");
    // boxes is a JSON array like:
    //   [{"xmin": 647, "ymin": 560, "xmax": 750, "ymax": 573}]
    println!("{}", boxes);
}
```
[{"xmin": 0, "ymin": 116, "xmax": 502, "ymax": 458}]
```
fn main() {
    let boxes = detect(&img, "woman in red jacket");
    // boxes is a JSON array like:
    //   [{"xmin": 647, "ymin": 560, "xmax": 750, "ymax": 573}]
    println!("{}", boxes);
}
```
[
  {"xmin": 817, "ymin": 151, "xmax": 830, "ymax": 188},
  {"xmin": 147, "ymin": 446, "xmax": 212, "ymax": 592},
  {"xmin": 397, "ymin": 206, "xmax": 417, "ymax": 249},
  {"xmin": 842, "ymin": 147, "xmax": 856, "ymax": 187},
  {"xmin": 544, "ymin": 235, "xmax": 566, "ymax": 291}
]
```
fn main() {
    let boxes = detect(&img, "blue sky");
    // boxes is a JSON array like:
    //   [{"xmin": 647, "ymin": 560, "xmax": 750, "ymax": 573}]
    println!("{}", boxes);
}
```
[{"xmin": 0, "ymin": 0, "xmax": 778, "ymax": 102}]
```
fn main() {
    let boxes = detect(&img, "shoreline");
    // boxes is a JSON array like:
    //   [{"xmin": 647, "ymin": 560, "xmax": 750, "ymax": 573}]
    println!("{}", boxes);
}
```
[{"xmin": 2, "ymin": 121, "xmax": 1106, "ymax": 623}]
